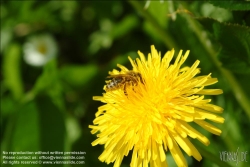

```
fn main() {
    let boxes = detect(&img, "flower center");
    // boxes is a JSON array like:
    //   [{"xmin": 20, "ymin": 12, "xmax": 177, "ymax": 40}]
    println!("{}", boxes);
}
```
[{"xmin": 37, "ymin": 43, "xmax": 47, "ymax": 55}]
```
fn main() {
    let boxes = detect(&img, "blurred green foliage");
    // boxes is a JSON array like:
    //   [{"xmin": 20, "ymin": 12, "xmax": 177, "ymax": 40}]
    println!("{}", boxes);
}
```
[{"xmin": 1, "ymin": 1, "xmax": 250, "ymax": 167}]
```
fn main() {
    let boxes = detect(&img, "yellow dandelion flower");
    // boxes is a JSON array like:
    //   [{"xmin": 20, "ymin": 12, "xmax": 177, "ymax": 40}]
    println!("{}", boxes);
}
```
[{"xmin": 89, "ymin": 45, "xmax": 224, "ymax": 167}]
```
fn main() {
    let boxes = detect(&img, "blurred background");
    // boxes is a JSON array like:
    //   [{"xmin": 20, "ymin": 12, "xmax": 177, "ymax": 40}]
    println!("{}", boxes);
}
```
[{"xmin": 1, "ymin": 1, "xmax": 250, "ymax": 167}]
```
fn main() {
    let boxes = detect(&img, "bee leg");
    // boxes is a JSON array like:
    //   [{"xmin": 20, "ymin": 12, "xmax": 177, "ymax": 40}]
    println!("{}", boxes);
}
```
[
  {"xmin": 131, "ymin": 81, "xmax": 136, "ymax": 93},
  {"xmin": 123, "ymin": 84, "xmax": 128, "ymax": 96},
  {"xmin": 138, "ymin": 73, "xmax": 144, "ymax": 84}
]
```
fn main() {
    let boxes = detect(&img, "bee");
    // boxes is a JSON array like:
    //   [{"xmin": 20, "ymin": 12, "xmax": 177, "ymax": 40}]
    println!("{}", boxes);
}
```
[{"xmin": 105, "ymin": 71, "xmax": 144, "ymax": 94}]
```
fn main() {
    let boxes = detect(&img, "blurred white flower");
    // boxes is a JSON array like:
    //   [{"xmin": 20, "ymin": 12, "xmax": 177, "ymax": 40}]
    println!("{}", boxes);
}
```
[{"xmin": 23, "ymin": 34, "xmax": 58, "ymax": 66}]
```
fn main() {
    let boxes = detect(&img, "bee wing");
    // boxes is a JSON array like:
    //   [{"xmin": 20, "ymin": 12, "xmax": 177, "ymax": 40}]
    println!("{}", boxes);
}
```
[{"xmin": 106, "ymin": 74, "xmax": 128, "ymax": 78}]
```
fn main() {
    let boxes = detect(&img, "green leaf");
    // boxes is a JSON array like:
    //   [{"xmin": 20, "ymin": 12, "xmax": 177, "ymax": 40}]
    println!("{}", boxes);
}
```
[
  {"xmin": 32, "ymin": 60, "xmax": 58, "ymax": 94},
  {"xmin": 11, "ymin": 103, "xmax": 40, "ymax": 152},
  {"xmin": 111, "ymin": 14, "xmax": 139, "ymax": 39},
  {"xmin": 197, "ymin": 17, "xmax": 250, "ymax": 74},
  {"xmin": 3, "ymin": 43, "xmax": 24, "ymax": 100},
  {"xmin": 26, "ymin": 60, "xmax": 66, "ymax": 112},
  {"xmin": 88, "ymin": 15, "xmax": 138, "ymax": 55},
  {"xmin": 1, "ymin": 102, "xmax": 41, "ymax": 167},
  {"xmin": 146, "ymin": 1, "xmax": 169, "ymax": 28},
  {"xmin": 1, "ymin": 97, "xmax": 65, "ymax": 167},
  {"xmin": 209, "ymin": 0, "xmax": 250, "ymax": 11},
  {"xmin": 0, "ymin": 95, "xmax": 16, "ymax": 116},
  {"xmin": 143, "ymin": 1, "xmax": 169, "ymax": 43},
  {"xmin": 35, "ymin": 95, "xmax": 66, "ymax": 156},
  {"xmin": 60, "ymin": 64, "xmax": 98, "ymax": 88},
  {"xmin": 221, "ymin": 99, "xmax": 245, "ymax": 151}
]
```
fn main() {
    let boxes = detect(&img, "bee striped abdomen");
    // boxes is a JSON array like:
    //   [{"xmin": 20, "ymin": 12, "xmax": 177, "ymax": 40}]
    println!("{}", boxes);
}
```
[{"xmin": 106, "ymin": 78, "xmax": 123, "ymax": 91}]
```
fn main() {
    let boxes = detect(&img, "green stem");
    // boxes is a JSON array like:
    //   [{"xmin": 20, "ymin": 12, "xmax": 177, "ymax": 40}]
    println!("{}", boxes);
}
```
[{"xmin": 128, "ymin": 1, "xmax": 179, "ymax": 50}]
